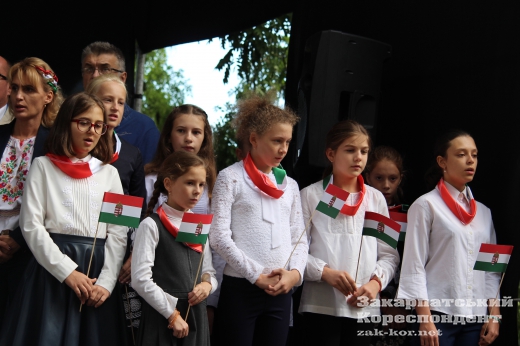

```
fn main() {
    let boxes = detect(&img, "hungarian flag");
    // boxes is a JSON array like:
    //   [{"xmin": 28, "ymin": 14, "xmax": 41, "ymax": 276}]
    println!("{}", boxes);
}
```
[
  {"xmin": 316, "ymin": 184, "xmax": 349, "ymax": 219},
  {"xmin": 389, "ymin": 210, "xmax": 407, "ymax": 242},
  {"xmin": 363, "ymin": 212, "xmax": 401, "ymax": 249},
  {"xmin": 176, "ymin": 213, "xmax": 213, "ymax": 244},
  {"xmin": 473, "ymin": 243, "xmax": 514, "ymax": 273},
  {"xmin": 98, "ymin": 192, "xmax": 143, "ymax": 228}
]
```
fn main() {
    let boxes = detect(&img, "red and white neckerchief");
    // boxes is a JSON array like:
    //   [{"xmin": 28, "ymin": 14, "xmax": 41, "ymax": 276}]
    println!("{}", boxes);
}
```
[
  {"xmin": 243, "ymin": 153, "xmax": 287, "ymax": 199},
  {"xmin": 110, "ymin": 132, "xmax": 122, "ymax": 164},
  {"xmin": 322, "ymin": 174, "xmax": 366, "ymax": 216},
  {"xmin": 46, "ymin": 153, "xmax": 103, "ymax": 179},
  {"xmin": 156, "ymin": 204, "xmax": 202, "ymax": 253},
  {"xmin": 437, "ymin": 178, "xmax": 477, "ymax": 225}
]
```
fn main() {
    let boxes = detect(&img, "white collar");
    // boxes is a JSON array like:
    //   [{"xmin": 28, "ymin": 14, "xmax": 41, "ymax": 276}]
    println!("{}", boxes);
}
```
[
  {"xmin": 161, "ymin": 202, "xmax": 191, "ymax": 228},
  {"xmin": 70, "ymin": 154, "xmax": 92, "ymax": 163},
  {"xmin": 444, "ymin": 180, "xmax": 471, "ymax": 203}
]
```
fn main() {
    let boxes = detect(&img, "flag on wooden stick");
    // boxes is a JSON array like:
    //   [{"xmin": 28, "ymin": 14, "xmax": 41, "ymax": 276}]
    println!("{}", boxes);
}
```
[
  {"xmin": 98, "ymin": 192, "xmax": 143, "ymax": 228},
  {"xmin": 362, "ymin": 212, "xmax": 401, "ymax": 249},
  {"xmin": 176, "ymin": 213, "xmax": 213, "ymax": 244},
  {"xmin": 473, "ymin": 243, "xmax": 513, "ymax": 273}
]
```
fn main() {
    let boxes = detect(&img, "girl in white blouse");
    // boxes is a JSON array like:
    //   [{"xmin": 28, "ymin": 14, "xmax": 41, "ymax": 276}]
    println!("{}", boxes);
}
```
[
  {"xmin": 132, "ymin": 150, "xmax": 217, "ymax": 346},
  {"xmin": 0, "ymin": 93, "xmax": 127, "ymax": 346},
  {"xmin": 299, "ymin": 120, "xmax": 399, "ymax": 346},
  {"xmin": 398, "ymin": 130, "xmax": 500, "ymax": 346},
  {"xmin": 209, "ymin": 96, "xmax": 308, "ymax": 346}
]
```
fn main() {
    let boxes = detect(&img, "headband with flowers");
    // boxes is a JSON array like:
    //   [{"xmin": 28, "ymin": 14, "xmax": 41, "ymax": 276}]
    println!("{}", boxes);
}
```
[{"xmin": 34, "ymin": 65, "xmax": 59, "ymax": 93}]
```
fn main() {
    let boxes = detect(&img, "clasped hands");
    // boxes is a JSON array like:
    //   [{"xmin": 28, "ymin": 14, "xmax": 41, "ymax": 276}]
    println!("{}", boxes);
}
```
[
  {"xmin": 255, "ymin": 268, "xmax": 301, "ymax": 296},
  {"xmin": 321, "ymin": 266, "xmax": 379, "ymax": 307}
]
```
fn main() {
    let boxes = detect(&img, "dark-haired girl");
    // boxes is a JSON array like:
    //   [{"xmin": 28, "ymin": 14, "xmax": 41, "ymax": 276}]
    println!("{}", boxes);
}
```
[
  {"xmin": 299, "ymin": 120, "xmax": 399, "ymax": 346},
  {"xmin": 398, "ymin": 131, "xmax": 500, "ymax": 346},
  {"xmin": 132, "ymin": 151, "xmax": 217, "ymax": 346},
  {"xmin": 0, "ymin": 92, "xmax": 127, "ymax": 346}
]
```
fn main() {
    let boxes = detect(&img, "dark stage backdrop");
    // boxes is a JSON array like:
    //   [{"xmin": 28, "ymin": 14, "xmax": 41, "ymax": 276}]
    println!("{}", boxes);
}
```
[{"xmin": 284, "ymin": 2, "xmax": 520, "ymax": 344}]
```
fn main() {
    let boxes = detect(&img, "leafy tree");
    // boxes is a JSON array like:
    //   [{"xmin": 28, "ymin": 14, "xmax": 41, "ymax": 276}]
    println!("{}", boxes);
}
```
[
  {"xmin": 212, "ymin": 14, "xmax": 291, "ymax": 171},
  {"xmin": 142, "ymin": 48, "xmax": 192, "ymax": 129}
]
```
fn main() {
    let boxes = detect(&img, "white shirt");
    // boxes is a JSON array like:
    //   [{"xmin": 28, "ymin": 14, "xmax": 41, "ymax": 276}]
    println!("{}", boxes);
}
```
[
  {"xmin": 145, "ymin": 172, "xmax": 210, "ymax": 214},
  {"xmin": 0, "ymin": 104, "xmax": 8, "ymax": 123},
  {"xmin": 397, "ymin": 182, "xmax": 500, "ymax": 317},
  {"xmin": 20, "ymin": 156, "xmax": 127, "ymax": 292},
  {"xmin": 299, "ymin": 180, "xmax": 399, "ymax": 318},
  {"xmin": 131, "ymin": 202, "xmax": 217, "ymax": 319},
  {"xmin": 209, "ymin": 161, "xmax": 308, "ymax": 285}
]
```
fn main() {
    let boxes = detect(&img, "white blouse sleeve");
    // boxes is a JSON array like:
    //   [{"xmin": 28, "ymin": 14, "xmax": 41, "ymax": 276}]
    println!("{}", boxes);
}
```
[
  {"xmin": 397, "ymin": 201, "xmax": 431, "ymax": 301},
  {"xmin": 20, "ymin": 159, "xmax": 78, "ymax": 282},
  {"xmin": 96, "ymin": 168, "xmax": 127, "ymax": 293},
  {"xmin": 132, "ymin": 217, "xmax": 177, "ymax": 319},
  {"xmin": 287, "ymin": 181, "xmax": 308, "ymax": 286},
  {"xmin": 209, "ymin": 169, "xmax": 265, "ymax": 284},
  {"xmin": 144, "ymin": 173, "xmax": 157, "ymax": 206},
  {"xmin": 202, "ymin": 243, "xmax": 218, "ymax": 294},
  {"xmin": 372, "ymin": 196, "xmax": 400, "ymax": 289},
  {"xmin": 300, "ymin": 186, "xmax": 328, "ymax": 282}
]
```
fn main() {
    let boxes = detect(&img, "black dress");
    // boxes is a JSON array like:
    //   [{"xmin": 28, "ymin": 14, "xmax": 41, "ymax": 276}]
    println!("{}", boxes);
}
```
[{"xmin": 137, "ymin": 213, "xmax": 210, "ymax": 346}]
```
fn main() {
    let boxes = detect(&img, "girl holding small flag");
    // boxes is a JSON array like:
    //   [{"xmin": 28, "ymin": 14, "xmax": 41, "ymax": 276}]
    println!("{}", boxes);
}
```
[
  {"xmin": 397, "ymin": 130, "xmax": 500, "ymax": 346},
  {"xmin": 299, "ymin": 120, "xmax": 399, "ymax": 346},
  {"xmin": 132, "ymin": 151, "xmax": 217, "ymax": 346},
  {"xmin": 209, "ymin": 95, "xmax": 308, "ymax": 346},
  {"xmin": 0, "ymin": 93, "xmax": 128, "ymax": 345},
  {"xmin": 365, "ymin": 146, "xmax": 410, "ymax": 346}
]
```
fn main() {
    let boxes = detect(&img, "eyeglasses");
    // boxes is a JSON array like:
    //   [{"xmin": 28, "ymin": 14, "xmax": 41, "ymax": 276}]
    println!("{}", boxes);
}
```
[
  {"xmin": 71, "ymin": 119, "xmax": 108, "ymax": 135},
  {"xmin": 0, "ymin": 73, "xmax": 7, "ymax": 81},
  {"xmin": 81, "ymin": 66, "xmax": 124, "ymax": 75}
]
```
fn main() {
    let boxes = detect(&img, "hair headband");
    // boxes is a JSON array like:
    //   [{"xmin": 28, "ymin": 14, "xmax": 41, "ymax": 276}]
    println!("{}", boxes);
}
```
[{"xmin": 34, "ymin": 65, "xmax": 59, "ymax": 93}]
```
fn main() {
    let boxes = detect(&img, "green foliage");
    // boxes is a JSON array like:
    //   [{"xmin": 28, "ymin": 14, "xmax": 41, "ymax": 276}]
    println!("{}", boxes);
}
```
[
  {"xmin": 212, "ymin": 14, "xmax": 291, "ymax": 171},
  {"xmin": 215, "ymin": 13, "xmax": 291, "ymax": 100},
  {"xmin": 142, "ymin": 48, "xmax": 191, "ymax": 129},
  {"xmin": 212, "ymin": 103, "xmax": 238, "ymax": 172}
]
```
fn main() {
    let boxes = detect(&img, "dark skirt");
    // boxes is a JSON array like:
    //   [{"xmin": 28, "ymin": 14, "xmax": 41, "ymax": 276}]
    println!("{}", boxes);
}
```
[
  {"xmin": 137, "ymin": 290, "xmax": 209, "ymax": 346},
  {"xmin": 0, "ymin": 233, "xmax": 128, "ymax": 346}
]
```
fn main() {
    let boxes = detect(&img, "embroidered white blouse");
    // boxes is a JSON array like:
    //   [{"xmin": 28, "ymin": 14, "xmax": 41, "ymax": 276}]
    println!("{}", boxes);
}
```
[
  {"xmin": 397, "ymin": 182, "xmax": 500, "ymax": 317},
  {"xmin": 20, "ymin": 156, "xmax": 127, "ymax": 293},
  {"xmin": 299, "ymin": 179, "xmax": 399, "ymax": 318},
  {"xmin": 0, "ymin": 136, "xmax": 35, "ymax": 231},
  {"xmin": 208, "ymin": 161, "xmax": 308, "ymax": 285},
  {"xmin": 131, "ymin": 202, "xmax": 218, "ymax": 319}
]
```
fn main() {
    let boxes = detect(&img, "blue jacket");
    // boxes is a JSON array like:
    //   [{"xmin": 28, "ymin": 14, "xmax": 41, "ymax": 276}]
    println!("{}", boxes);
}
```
[{"xmin": 116, "ymin": 104, "xmax": 160, "ymax": 165}]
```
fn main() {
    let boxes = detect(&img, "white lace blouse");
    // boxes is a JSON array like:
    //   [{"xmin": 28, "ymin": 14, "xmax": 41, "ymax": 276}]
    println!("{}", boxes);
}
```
[{"xmin": 209, "ymin": 161, "xmax": 308, "ymax": 285}]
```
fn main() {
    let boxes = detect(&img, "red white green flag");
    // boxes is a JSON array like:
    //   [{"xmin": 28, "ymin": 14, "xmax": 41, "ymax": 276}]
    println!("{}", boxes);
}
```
[
  {"xmin": 363, "ymin": 212, "xmax": 401, "ymax": 249},
  {"xmin": 389, "ymin": 210, "xmax": 407, "ymax": 242},
  {"xmin": 316, "ymin": 184, "xmax": 349, "ymax": 219},
  {"xmin": 176, "ymin": 213, "xmax": 213, "ymax": 244},
  {"xmin": 98, "ymin": 192, "xmax": 143, "ymax": 228},
  {"xmin": 473, "ymin": 243, "xmax": 514, "ymax": 273}
]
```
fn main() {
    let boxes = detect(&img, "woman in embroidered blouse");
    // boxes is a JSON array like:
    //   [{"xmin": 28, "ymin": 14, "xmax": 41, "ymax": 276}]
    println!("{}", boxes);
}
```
[
  {"xmin": 0, "ymin": 57, "xmax": 63, "ymax": 326},
  {"xmin": 299, "ymin": 120, "xmax": 399, "ymax": 346},
  {"xmin": 0, "ymin": 93, "xmax": 127, "ymax": 346},
  {"xmin": 209, "ymin": 96, "xmax": 308, "ymax": 346},
  {"xmin": 398, "ymin": 130, "xmax": 500, "ymax": 346}
]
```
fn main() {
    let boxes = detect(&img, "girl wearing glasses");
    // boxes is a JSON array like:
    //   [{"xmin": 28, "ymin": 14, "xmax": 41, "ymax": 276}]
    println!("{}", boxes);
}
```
[
  {"xmin": 0, "ymin": 93, "xmax": 128, "ymax": 346},
  {"xmin": 0, "ymin": 57, "xmax": 63, "ymax": 327}
]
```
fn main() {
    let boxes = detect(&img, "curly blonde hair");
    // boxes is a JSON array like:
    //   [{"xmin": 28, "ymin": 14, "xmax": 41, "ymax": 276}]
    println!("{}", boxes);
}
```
[
  {"xmin": 234, "ymin": 95, "xmax": 299, "ymax": 149},
  {"xmin": 8, "ymin": 57, "xmax": 64, "ymax": 127}
]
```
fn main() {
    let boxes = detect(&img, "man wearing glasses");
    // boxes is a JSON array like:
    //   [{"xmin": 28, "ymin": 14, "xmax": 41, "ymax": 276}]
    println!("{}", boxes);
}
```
[
  {"xmin": 81, "ymin": 42, "xmax": 160, "ymax": 164},
  {"xmin": 0, "ymin": 56, "xmax": 11, "ymax": 125}
]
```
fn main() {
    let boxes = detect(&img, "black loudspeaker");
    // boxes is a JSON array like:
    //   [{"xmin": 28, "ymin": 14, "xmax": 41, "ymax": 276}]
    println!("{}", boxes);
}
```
[{"xmin": 293, "ymin": 31, "xmax": 391, "ymax": 169}]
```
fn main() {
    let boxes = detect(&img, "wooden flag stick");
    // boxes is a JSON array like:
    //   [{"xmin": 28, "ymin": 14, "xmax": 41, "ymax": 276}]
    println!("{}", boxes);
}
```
[
  {"xmin": 482, "ymin": 272, "xmax": 506, "ymax": 335},
  {"xmin": 185, "ymin": 243, "xmax": 206, "ymax": 320},
  {"xmin": 354, "ymin": 235, "xmax": 364, "ymax": 284},
  {"xmin": 124, "ymin": 284, "xmax": 136, "ymax": 346},
  {"xmin": 284, "ymin": 209, "xmax": 316, "ymax": 269},
  {"xmin": 80, "ymin": 222, "xmax": 101, "ymax": 312}
]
